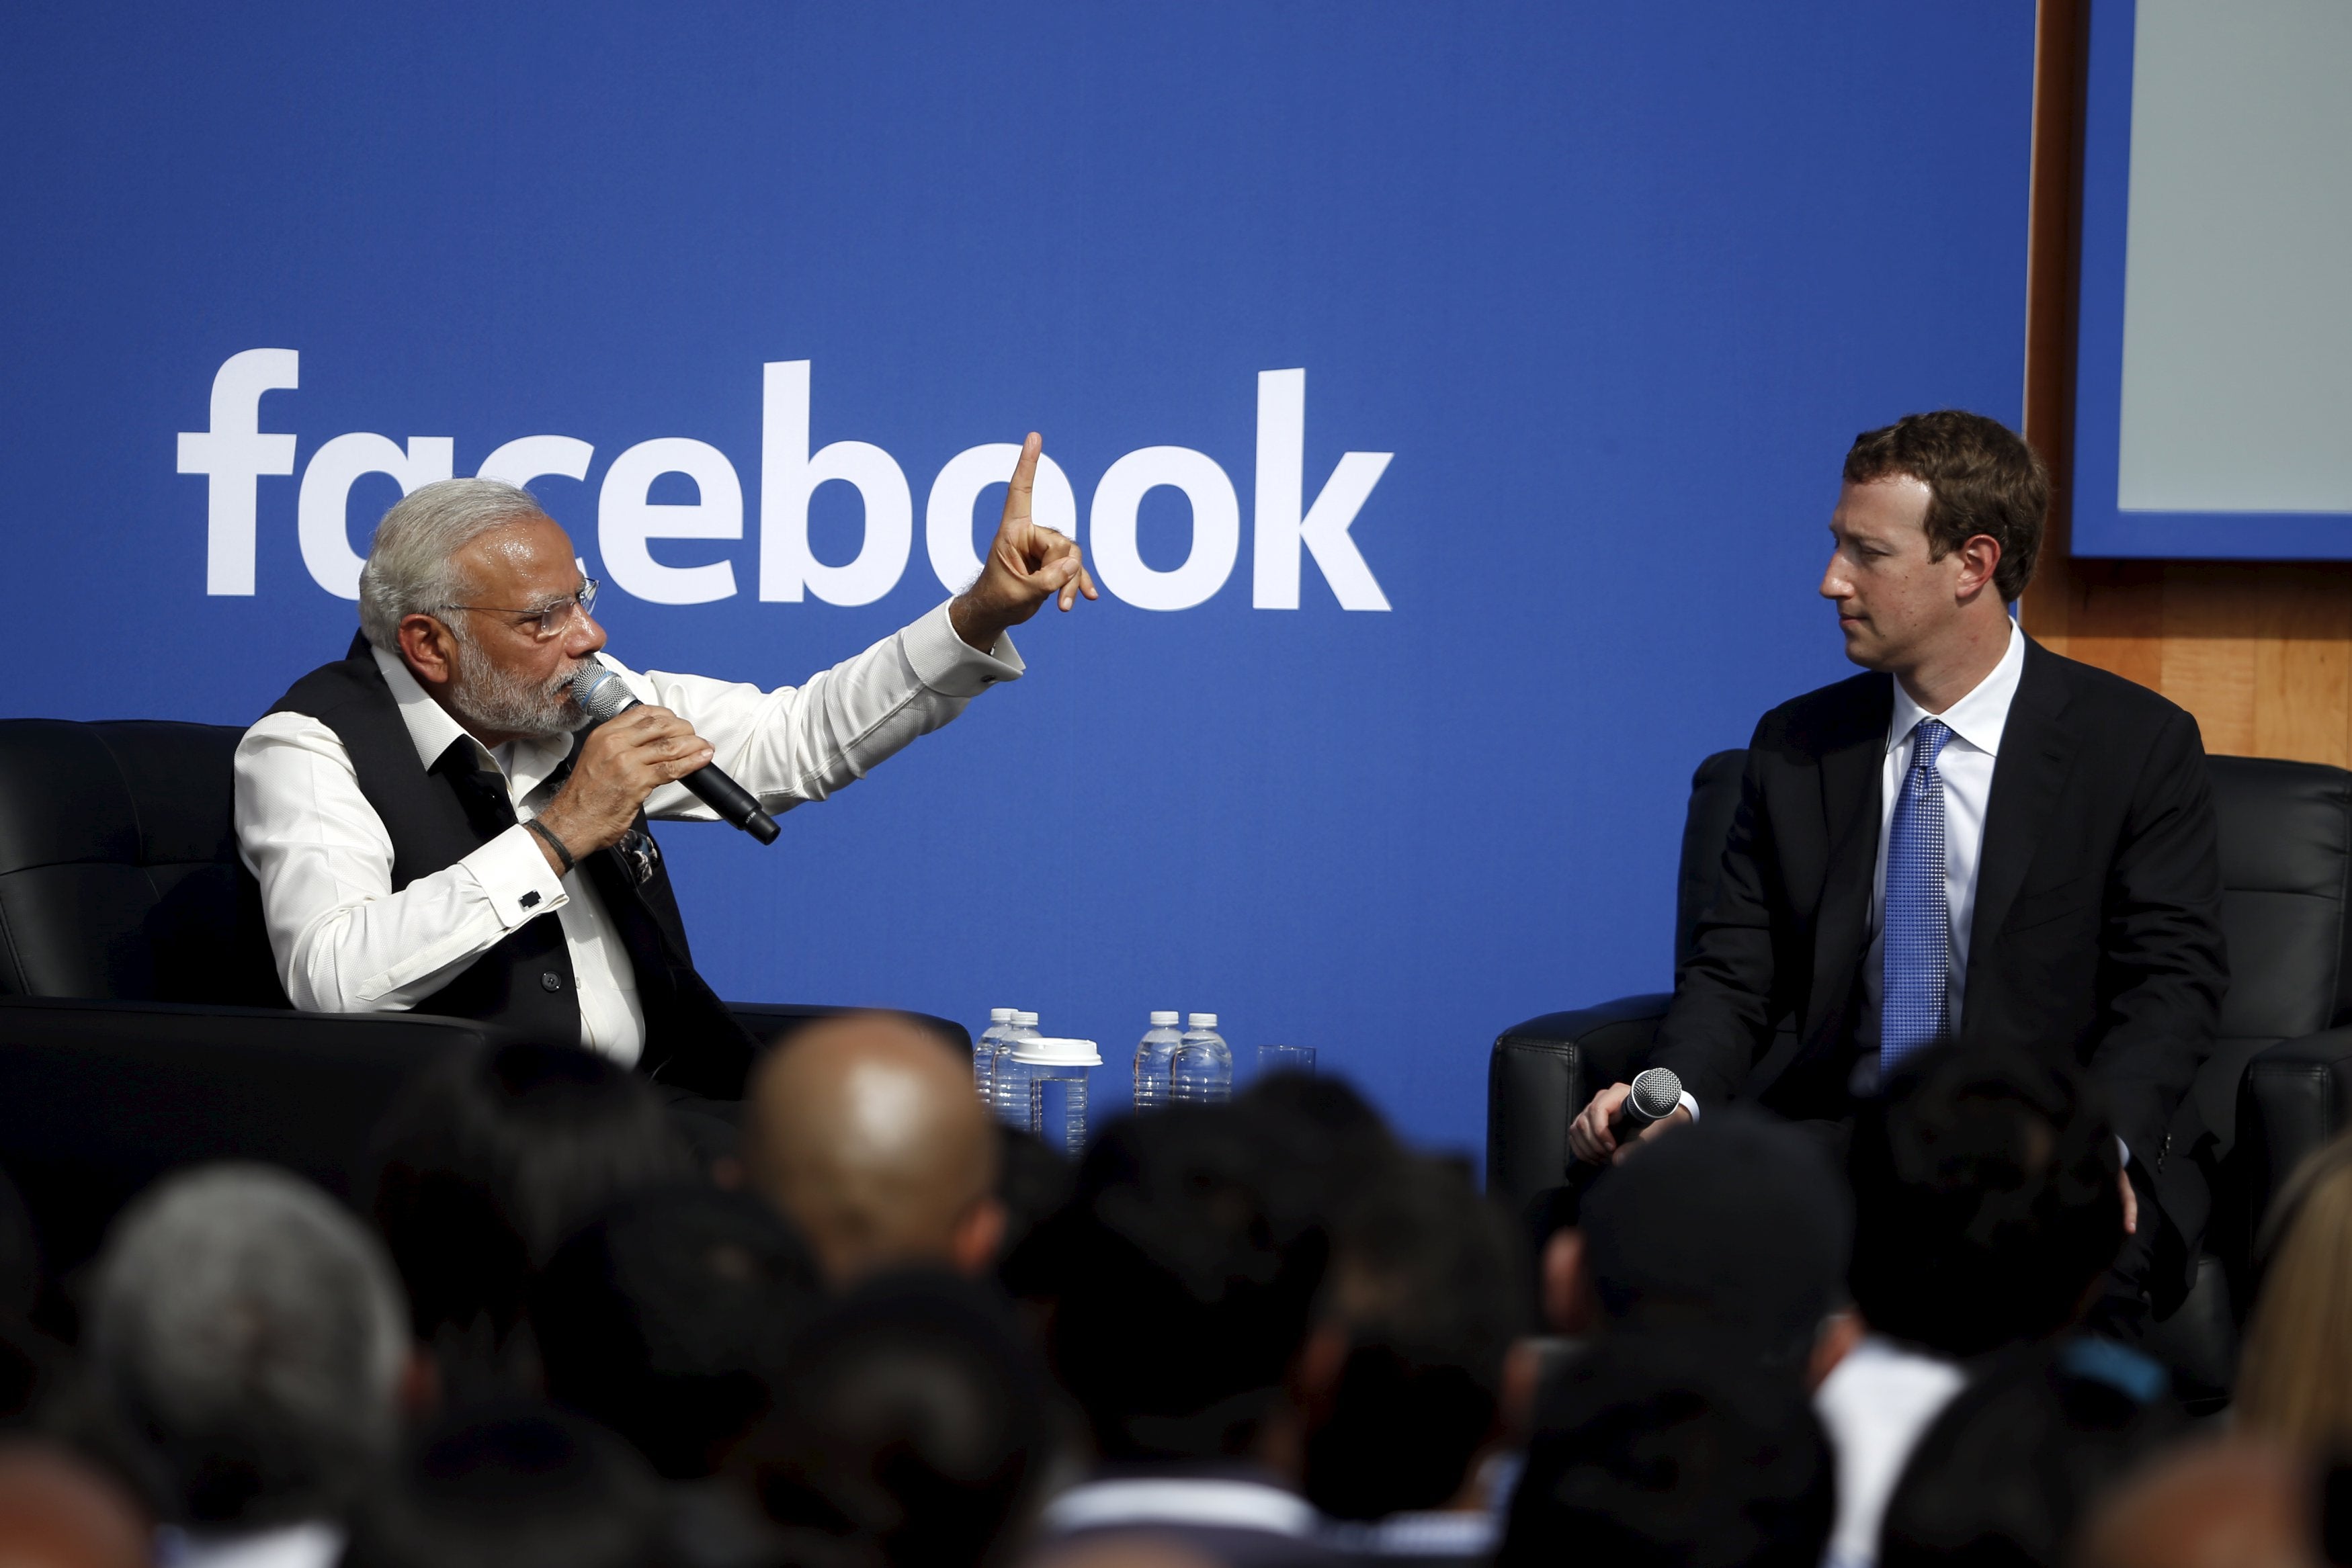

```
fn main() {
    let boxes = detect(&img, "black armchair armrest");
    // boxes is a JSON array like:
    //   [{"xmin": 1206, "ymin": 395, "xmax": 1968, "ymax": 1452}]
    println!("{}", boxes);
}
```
[
  {"xmin": 0, "ymin": 996, "xmax": 520, "ymax": 1291},
  {"xmin": 2238, "ymin": 1025, "xmax": 2352, "ymax": 1257},
  {"xmin": 1485, "ymin": 993, "xmax": 1671, "ymax": 1208}
]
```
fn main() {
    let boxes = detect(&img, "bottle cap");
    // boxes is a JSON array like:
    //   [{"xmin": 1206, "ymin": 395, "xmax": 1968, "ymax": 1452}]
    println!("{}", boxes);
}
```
[
  {"xmin": 1149, "ymin": 1010, "xmax": 1179, "ymax": 1027},
  {"xmin": 1188, "ymin": 1012, "xmax": 1218, "ymax": 1028},
  {"xmin": 1014, "ymin": 1011, "xmax": 1040, "ymax": 1027},
  {"xmin": 1009, "ymin": 1036, "xmax": 1102, "ymax": 1067},
  {"xmin": 991, "ymin": 1008, "xmax": 1015, "ymax": 1022}
]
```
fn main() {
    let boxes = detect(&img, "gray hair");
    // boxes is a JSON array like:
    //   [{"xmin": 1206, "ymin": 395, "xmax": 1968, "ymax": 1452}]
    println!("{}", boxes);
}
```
[
  {"xmin": 89, "ymin": 1164, "xmax": 409, "ymax": 1527},
  {"xmin": 357, "ymin": 478, "xmax": 549, "ymax": 652}
]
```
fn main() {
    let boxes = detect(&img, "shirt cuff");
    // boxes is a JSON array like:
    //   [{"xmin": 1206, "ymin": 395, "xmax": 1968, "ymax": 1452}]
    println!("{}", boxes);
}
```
[
  {"xmin": 463, "ymin": 823, "xmax": 569, "ymax": 928},
  {"xmin": 904, "ymin": 600, "xmax": 1024, "ymax": 697},
  {"xmin": 1678, "ymin": 1092, "xmax": 1701, "ymax": 1121}
]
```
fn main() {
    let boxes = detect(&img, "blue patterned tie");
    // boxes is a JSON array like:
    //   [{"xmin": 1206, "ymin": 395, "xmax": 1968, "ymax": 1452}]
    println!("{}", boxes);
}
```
[{"xmin": 1882, "ymin": 718, "xmax": 1954, "ymax": 1068}]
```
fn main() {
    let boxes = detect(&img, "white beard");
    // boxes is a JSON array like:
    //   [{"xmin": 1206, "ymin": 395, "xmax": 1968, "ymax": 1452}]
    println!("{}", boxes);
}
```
[{"xmin": 448, "ymin": 631, "xmax": 585, "ymax": 741}]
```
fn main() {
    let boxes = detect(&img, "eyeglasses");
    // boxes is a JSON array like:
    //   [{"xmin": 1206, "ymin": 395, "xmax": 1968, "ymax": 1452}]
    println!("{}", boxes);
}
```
[{"xmin": 441, "ymin": 578, "xmax": 599, "ymax": 641}]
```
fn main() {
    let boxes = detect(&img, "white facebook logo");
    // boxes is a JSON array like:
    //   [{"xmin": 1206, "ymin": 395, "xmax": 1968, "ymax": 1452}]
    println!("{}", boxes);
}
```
[{"xmin": 179, "ymin": 352, "xmax": 1393, "ymax": 611}]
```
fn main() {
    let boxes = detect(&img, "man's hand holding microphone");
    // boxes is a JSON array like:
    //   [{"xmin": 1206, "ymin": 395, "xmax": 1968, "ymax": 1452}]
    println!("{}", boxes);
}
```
[
  {"xmin": 1567, "ymin": 1069, "xmax": 1693, "ymax": 1165},
  {"xmin": 528, "ymin": 706, "xmax": 719, "ymax": 875}
]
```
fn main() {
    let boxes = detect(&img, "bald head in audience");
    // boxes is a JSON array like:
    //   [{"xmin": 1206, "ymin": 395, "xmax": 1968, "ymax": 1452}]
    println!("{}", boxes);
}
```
[
  {"xmin": 2072, "ymin": 1440, "xmax": 2318, "ymax": 1568},
  {"xmin": 0, "ymin": 1444, "xmax": 148, "ymax": 1568},
  {"xmin": 745, "ymin": 1013, "xmax": 1005, "ymax": 1282}
]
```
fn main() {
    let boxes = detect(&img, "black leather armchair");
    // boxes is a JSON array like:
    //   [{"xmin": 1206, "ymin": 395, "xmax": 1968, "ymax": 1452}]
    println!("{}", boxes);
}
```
[
  {"xmin": 0, "ymin": 717, "xmax": 965, "ymax": 1290},
  {"xmin": 1488, "ymin": 749, "xmax": 2352, "ymax": 1396}
]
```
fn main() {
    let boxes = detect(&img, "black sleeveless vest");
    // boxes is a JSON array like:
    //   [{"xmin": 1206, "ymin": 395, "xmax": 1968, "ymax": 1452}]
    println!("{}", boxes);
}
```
[{"xmin": 265, "ymin": 635, "xmax": 757, "ymax": 1096}]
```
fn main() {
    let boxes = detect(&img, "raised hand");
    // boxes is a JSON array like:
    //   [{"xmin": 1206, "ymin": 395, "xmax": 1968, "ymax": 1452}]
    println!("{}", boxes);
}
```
[{"xmin": 949, "ymin": 433, "xmax": 1098, "ymax": 650}]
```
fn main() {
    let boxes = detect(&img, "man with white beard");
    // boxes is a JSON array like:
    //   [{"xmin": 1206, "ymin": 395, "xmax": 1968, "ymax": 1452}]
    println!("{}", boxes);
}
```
[{"xmin": 235, "ymin": 440, "xmax": 1091, "ymax": 1096}]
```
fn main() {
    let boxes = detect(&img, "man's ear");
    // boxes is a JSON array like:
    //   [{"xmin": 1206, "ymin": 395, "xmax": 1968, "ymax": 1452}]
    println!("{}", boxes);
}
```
[
  {"xmin": 948, "ymin": 1195, "xmax": 1008, "ymax": 1278},
  {"xmin": 1542, "ymin": 1227, "xmax": 1597, "ymax": 1336},
  {"xmin": 1289, "ymin": 1319, "xmax": 1352, "ymax": 1430},
  {"xmin": 396, "ymin": 613, "xmax": 458, "ymax": 691},
  {"xmin": 1808, "ymin": 1307, "xmax": 1864, "ymax": 1391},
  {"xmin": 398, "ymin": 1345, "xmax": 441, "ymax": 1420},
  {"xmin": 1953, "ymin": 533, "xmax": 2005, "ymax": 603},
  {"xmin": 1499, "ymin": 1337, "xmax": 1548, "ymax": 1444}
]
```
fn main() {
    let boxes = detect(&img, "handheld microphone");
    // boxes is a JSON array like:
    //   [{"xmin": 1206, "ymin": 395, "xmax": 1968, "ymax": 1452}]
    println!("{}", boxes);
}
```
[
  {"xmin": 1611, "ymin": 1067, "xmax": 1684, "ymax": 1137},
  {"xmin": 572, "ymin": 664, "xmax": 782, "ymax": 845}
]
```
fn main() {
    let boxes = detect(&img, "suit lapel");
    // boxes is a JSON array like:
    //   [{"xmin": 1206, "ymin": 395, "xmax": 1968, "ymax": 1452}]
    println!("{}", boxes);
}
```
[
  {"xmin": 1808, "ymin": 675, "xmax": 1893, "ymax": 1035},
  {"xmin": 1963, "ymin": 639, "xmax": 2077, "ymax": 1029}
]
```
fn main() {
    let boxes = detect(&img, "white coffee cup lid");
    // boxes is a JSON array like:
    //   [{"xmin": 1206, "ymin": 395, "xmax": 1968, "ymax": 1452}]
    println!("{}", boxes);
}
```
[
  {"xmin": 1009, "ymin": 1036, "xmax": 1102, "ymax": 1066},
  {"xmin": 1188, "ymin": 1012, "xmax": 1218, "ymax": 1028}
]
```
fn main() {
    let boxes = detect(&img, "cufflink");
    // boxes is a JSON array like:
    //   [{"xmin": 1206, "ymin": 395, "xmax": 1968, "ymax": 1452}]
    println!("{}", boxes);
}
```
[{"xmin": 519, "ymin": 891, "xmax": 541, "ymax": 909}]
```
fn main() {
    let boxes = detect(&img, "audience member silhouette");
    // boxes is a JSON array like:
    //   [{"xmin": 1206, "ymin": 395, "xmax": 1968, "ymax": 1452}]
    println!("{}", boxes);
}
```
[
  {"xmin": 743, "ymin": 1271, "xmax": 1050, "ymax": 1568},
  {"xmin": 0, "ymin": 1166, "xmax": 60, "ymax": 1432},
  {"xmin": 340, "ymin": 1404, "xmax": 669, "ymax": 1568},
  {"xmin": 744, "ymin": 1013, "xmax": 1005, "ymax": 1284},
  {"xmin": 992, "ymin": 1125, "xmax": 1075, "ymax": 1287},
  {"xmin": 1879, "ymin": 1336, "xmax": 2183, "ymax": 1568},
  {"xmin": 534, "ymin": 1186, "xmax": 825, "ymax": 1480},
  {"xmin": 83, "ymin": 1165, "xmax": 410, "ymax": 1568},
  {"xmin": 1498, "ymin": 1333, "xmax": 1834, "ymax": 1568},
  {"xmin": 1848, "ymin": 1047, "xmax": 2172, "ymax": 1568},
  {"xmin": 1302, "ymin": 1153, "xmax": 1521, "ymax": 1567},
  {"xmin": 367, "ymin": 1040, "xmax": 696, "ymax": 1396},
  {"xmin": 1540, "ymin": 1108, "xmax": 1851, "ymax": 1370},
  {"xmin": 1012, "ymin": 1102, "xmax": 1335, "ymax": 1567}
]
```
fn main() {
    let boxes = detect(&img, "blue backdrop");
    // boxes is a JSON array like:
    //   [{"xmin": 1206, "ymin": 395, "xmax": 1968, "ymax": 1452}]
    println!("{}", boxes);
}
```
[{"xmin": 0, "ymin": 3, "xmax": 2035, "ymax": 1161}]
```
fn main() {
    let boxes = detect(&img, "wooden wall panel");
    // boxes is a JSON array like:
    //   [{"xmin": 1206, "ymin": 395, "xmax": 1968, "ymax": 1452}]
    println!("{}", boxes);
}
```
[{"xmin": 2016, "ymin": 0, "xmax": 2352, "ymax": 769}]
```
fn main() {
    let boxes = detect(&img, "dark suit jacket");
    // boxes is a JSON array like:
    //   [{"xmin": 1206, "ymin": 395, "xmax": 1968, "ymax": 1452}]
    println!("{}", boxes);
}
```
[{"xmin": 1650, "ymin": 639, "xmax": 2227, "ymax": 1245}]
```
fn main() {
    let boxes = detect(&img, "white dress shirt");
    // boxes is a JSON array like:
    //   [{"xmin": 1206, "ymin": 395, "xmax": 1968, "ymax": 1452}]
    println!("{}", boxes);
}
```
[
  {"xmin": 1861, "ymin": 618, "xmax": 2027, "ymax": 1037},
  {"xmin": 235, "ymin": 601, "xmax": 1020, "ymax": 1065},
  {"xmin": 1813, "ymin": 1335, "xmax": 1967, "ymax": 1568},
  {"xmin": 156, "ymin": 1522, "xmax": 343, "ymax": 1568}
]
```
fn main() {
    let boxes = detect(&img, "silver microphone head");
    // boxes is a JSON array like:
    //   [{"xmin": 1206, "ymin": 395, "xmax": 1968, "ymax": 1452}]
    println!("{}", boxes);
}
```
[
  {"xmin": 1627, "ymin": 1066, "xmax": 1683, "ymax": 1123},
  {"xmin": 571, "ymin": 662, "xmax": 636, "ymax": 722}
]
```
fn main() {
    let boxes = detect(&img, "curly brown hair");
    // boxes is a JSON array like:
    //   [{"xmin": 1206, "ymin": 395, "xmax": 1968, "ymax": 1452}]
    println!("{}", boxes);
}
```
[{"xmin": 1844, "ymin": 411, "xmax": 2048, "ymax": 601}]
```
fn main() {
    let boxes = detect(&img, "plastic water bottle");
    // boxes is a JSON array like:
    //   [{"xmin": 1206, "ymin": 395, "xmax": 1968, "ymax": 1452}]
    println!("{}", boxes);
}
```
[
  {"xmin": 990, "ymin": 1011, "xmax": 1042, "ymax": 1126},
  {"xmin": 1004, "ymin": 1035, "xmax": 1102, "ymax": 1157},
  {"xmin": 1133, "ymin": 1010, "xmax": 1183, "ymax": 1112},
  {"xmin": 974, "ymin": 1008, "xmax": 1015, "ymax": 1107},
  {"xmin": 1170, "ymin": 1012, "xmax": 1232, "ymax": 1104}
]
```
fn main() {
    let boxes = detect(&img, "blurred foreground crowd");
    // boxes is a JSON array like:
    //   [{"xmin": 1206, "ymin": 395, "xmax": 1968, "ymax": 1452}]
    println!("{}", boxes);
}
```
[{"xmin": 3, "ymin": 1014, "xmax": 2352, "ymax": 1568}]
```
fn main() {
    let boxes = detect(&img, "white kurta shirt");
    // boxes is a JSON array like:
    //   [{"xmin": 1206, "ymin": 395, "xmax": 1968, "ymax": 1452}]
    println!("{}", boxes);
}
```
[{"xmin": 235, "ymin": 601, "xmax": 1020, "ymax": 1065}]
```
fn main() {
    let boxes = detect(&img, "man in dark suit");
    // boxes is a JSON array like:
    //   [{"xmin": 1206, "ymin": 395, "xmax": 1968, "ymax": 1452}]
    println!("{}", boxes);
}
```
[{"xmin": 1566, "ymin": 410, "xmax": 2227, "ymax": 1325}]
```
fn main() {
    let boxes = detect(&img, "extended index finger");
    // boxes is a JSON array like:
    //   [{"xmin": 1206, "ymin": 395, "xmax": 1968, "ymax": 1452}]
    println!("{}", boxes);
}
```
[{"xmin": 999, "ymin": 432, "xmax": 1042, "ymax": 528}]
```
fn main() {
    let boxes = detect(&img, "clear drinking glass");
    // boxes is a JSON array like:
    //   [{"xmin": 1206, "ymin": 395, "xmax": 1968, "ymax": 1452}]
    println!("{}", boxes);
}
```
[
  {"xmin": 1006, "ymin": 1036, "xmax": 1102, "ymax": 1157},
  {"xmin": 1257, "ymin": 1043, "xmax": 1317, "ymax": 1078}
]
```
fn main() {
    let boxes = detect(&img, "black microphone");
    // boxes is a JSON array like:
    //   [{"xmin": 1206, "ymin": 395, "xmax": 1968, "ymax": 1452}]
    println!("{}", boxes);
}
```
[
  {"xmin": 1611, "ymin": 1067, "xmax": 1684, "ymax": 1137},
  {"xmin": 572, "ymin": 664, "xmax": 781, "ymax": 845}
]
